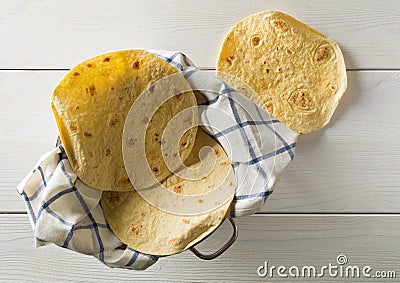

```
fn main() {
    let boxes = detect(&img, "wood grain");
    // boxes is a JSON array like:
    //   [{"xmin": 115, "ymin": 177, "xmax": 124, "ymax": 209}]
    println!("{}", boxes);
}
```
[
  {"xmin": 0, "ymin": 71, "xmax": 60, "ymax": 211},
  {"xmin": 0, "ymin": 0, "xmax": 399, "ymax": 69},
  {"xmin": 0, "ymin": 215, "xmax": 398, "ymax": 282},
  {"xmin": 1, "ymin": 70, "xmax": 399, "ymax": 213}
]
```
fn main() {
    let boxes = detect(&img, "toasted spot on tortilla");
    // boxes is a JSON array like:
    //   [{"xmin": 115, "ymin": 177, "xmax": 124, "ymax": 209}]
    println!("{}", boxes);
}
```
[{"xmin": 132, "ymin": 60, "xmax": 140, "ymax": 69}]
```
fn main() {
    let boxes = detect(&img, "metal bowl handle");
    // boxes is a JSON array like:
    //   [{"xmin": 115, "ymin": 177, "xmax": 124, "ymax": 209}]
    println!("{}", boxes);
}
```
[{"xmin": 189, "ymin": 218, "xmax": 237, "ymax": 260}]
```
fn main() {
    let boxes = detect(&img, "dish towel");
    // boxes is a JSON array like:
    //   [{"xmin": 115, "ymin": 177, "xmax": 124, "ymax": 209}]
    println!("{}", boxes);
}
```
[{"xmin": 17, "ymin": 50, "xmax": 298, "ymax": 270}]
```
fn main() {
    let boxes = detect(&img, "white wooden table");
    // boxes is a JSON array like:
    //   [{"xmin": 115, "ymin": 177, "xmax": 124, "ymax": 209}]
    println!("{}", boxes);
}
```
[{"xmin": 1, "ymin": 1, "xmax": 400, "ymax": 282}]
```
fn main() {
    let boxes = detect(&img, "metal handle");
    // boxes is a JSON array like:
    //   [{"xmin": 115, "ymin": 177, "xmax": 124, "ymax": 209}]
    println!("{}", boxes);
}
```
[{"xmin": 189, "ymin": 218, "xmax": 237, "ymax": 260}]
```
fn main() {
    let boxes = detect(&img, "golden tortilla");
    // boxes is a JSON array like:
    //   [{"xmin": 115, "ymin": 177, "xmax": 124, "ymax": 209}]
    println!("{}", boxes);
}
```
[
  {"xmin": 52, "ymin": 49, "xmax": 197, "ymax": 191},
  {"xmin": 217, "ymin": 11, "xmax": 347, "ymax": 134}
]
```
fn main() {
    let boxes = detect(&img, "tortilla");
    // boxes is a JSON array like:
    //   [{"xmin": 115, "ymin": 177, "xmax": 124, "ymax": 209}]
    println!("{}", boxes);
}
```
[
  {"xmin": 101, "ymin": 129, "xmax": 235, "ymax": 256},
  {"xmin": 51, "ymin": 49, "xmax": 197, "ymax": 191},
  {"xmin": 217, "ymin": 11, "xmax": 347, "ymax": 134}
]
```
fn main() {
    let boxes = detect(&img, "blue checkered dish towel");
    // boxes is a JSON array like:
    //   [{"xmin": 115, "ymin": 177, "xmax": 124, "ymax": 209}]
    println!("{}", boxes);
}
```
[{"xmin": 17, "ymin": 50, "xmax": 298, "ymax": 270}]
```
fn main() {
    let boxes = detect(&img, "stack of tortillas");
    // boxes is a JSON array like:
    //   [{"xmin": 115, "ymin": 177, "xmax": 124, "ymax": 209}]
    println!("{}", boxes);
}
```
[
  {"xmin": 52, "ymin": 49, "xmax": 235, "ymax": 256},
  {"xmin": 50, "ymin": 11, "xmax": 346, "ymax": 257},
  {"xmin": 217, "ymin": 11, "xmax": 347, "ymax": 134}
]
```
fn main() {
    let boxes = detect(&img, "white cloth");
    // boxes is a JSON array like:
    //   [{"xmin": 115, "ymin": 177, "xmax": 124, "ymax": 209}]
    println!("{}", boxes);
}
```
[{"xmin": 17, "ymin": 50, "xmax": 298, "ymax": 269}]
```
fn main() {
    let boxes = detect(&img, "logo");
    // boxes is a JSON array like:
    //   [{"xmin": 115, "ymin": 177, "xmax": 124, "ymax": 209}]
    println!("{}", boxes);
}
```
[{"xmin": 257, "ymin": 254, "xmax": 396, "ymax": 279}]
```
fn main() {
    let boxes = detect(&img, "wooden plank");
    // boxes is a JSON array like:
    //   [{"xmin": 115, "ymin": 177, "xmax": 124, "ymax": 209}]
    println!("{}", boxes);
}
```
[
  {"xmin": 1, "ymin": 70, "xmax": 400, "ymax": 212},
  {"xmin": 0, "ymin": 0, "xmax": 400, "ymax": 69},
  {"xmin": 0, "ymin": 71, "xmax": 60, "ymax": 211},
  {"xmin": 0, "ymin": 214, "xmax": 399, "ymax": 282},
  {"xmin": 265, "ymin": 70, "xmax": 400, "ymax": 212}
]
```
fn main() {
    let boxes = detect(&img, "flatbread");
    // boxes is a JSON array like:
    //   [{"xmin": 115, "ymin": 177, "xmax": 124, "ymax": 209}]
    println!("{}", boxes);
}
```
[
  {"xmin": 101, "ymin": 129, "xmax": 235, "ymax": 256},
  {"xmin": 52, "ymin": 49, "xmax": 197, "ymax": 191},
  {"xmin": 217, "ymin": 11, "xmax": 347, "ymax": 134}
]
